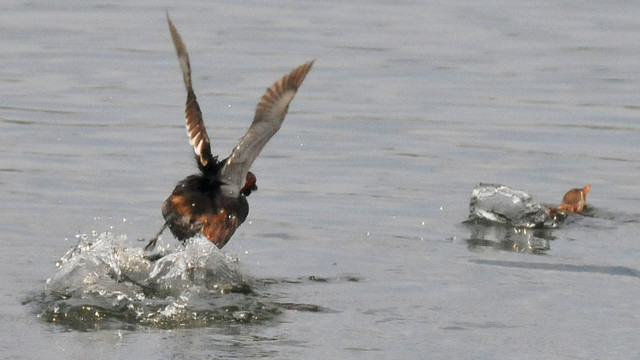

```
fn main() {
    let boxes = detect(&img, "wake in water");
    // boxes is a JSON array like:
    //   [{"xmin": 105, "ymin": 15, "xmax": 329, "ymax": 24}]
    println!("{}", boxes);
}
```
[{"xmin": 28, "ymin": 232, "xmax": 276, "ymax": 330}]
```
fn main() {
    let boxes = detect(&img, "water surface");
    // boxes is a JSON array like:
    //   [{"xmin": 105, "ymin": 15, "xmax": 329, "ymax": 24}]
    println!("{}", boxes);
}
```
[{"xmin": 3, "ymin": 0, "xmax": 640, "ymax": 358}]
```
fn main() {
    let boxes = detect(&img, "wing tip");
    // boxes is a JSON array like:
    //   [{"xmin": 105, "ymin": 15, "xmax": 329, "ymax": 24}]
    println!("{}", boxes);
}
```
[
  {"xmin": 166, "ymin": 13, "xmax": 179, "ymax": 43},
  {"xmin": 287, "ymin": 60, "xmax": 314, "ymax": 90},
  {"xmin": 167, "ymin": 17, "xmax": 212, "ymax": 170}
]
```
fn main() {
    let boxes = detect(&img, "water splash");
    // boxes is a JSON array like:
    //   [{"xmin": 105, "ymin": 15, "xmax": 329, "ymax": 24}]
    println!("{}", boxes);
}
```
[
  {"xmin": 467, "ymin": 183, "xmax": 566, "ymax": 228},
  {"xmin": 29, "ymin": 232, "xmax": 277, "ymax": 330},
  {"xmin": 464, "ymin": 183, "xmax": 569, "ymax": 253}
]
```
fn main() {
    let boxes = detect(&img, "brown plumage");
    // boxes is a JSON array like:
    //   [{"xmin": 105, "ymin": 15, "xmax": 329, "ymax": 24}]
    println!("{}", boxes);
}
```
[
  {"xmin": 145, "ymin": 15, "xmax": 312, "ymax": 251},
  {"xmin": 558, "ymin": 184, "xmax": 591, "ymax": 213}
]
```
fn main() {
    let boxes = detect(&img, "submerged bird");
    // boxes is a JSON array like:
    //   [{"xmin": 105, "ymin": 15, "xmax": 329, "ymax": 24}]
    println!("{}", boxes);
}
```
[
  {"xmin": 557, "ymin": 184, "xmax": 591, "ymax": 213},
  {"xmin": 145, "ymin": 16, "xmax": 312, "ymax": 251}
]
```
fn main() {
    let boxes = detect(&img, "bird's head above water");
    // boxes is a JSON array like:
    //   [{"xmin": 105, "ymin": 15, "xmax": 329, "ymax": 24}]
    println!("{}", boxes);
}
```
[
  {"xmin": 240, "ymin": 171, "xmax": 258, "ymax": 197},
  {"xmin": 558, "ymin": 184, "xmax": 591, "ymax": 213}
]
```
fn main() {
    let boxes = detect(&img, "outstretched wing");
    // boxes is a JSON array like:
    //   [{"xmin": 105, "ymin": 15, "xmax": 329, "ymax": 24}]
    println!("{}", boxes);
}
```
[
  {"xmin": 221, "ymin": 61, "xmax": 313, "ymax": 196},
  {"xmin": 167, "ymin": 14, "xmax": 214, "ymax": 168},
  {"xmin": 219, "ymin": 61, "xmax": 313, "ymax": 197}
]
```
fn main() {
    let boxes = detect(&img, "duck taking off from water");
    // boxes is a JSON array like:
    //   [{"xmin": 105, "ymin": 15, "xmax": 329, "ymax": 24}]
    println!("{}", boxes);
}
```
[{"xmin": 145, "ymin": 15, "xmax": 313, "ymax": 251}]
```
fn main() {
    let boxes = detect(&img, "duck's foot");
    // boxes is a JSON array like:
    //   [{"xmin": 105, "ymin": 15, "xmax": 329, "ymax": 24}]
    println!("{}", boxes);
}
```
[
  {"xmin": 143, "ymin": 237, "xmax": 158, "ymax": 251},
  {"xmin": 143, "ymin": 251, "xmax": 165, "ymax": 262}
]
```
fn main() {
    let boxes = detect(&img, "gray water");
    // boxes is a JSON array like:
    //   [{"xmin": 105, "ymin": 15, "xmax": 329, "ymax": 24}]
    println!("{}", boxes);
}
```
[{"xmin": 3, "ymin": 0, "xmax": 640, "ymax": 358}]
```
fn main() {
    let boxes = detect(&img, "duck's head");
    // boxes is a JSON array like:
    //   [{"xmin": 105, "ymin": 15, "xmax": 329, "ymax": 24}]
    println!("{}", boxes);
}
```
[
  {"xmin": 558, "ymin": 184, "xmax": 590, "ymax": 213},
  {"xmin": 240, "ymin": 171, "xmax": 258, "ymax": 197}
]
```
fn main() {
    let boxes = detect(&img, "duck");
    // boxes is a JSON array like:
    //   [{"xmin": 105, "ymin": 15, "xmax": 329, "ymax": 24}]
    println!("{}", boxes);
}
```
[
  {"xmin": 557, "ymin": 184, "xmax": 591, "ymax": 213},
  {"xmin": 145, "ymin": 15, "xmax": 312, "ymax": 251}
]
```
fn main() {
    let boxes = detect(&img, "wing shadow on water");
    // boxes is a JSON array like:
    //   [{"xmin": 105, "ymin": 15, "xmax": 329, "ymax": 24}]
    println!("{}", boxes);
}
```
[
  {"xmin": 470, "ymin": 259, "xmax": 640, "ymax": 279},
  {"xmin": 24, "ymin": 232, "xmax": 355, "ymax": 331}
]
